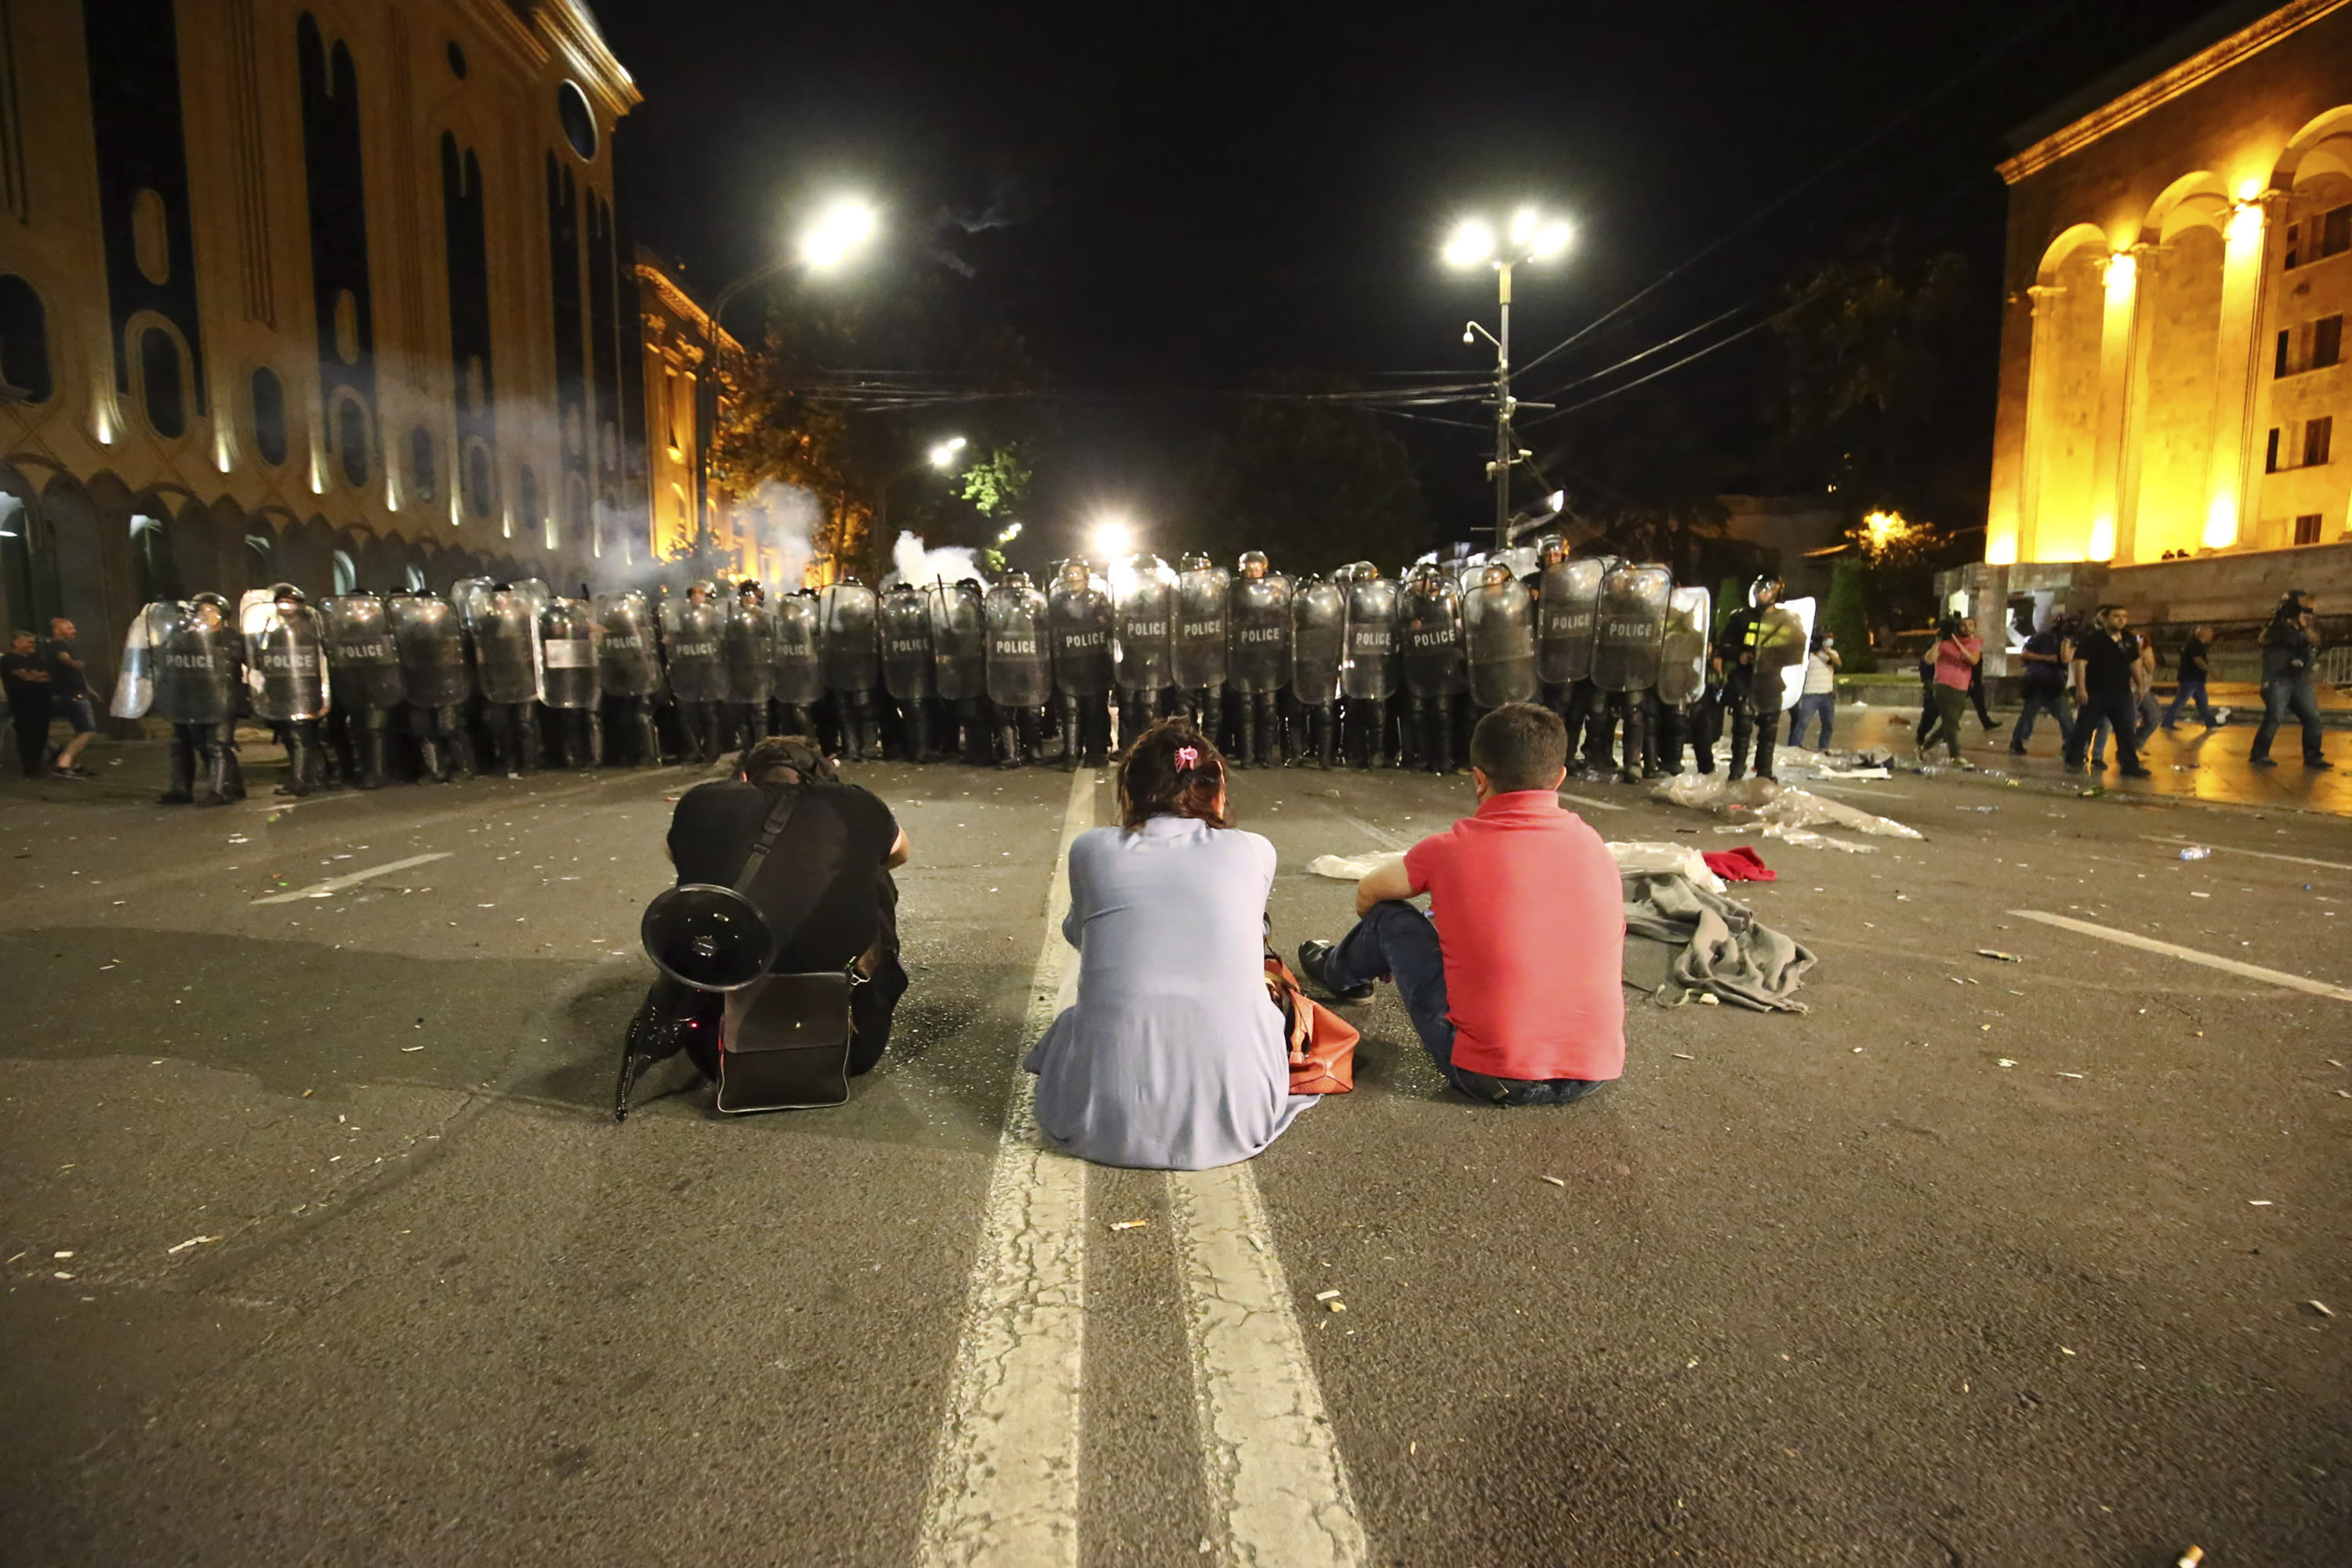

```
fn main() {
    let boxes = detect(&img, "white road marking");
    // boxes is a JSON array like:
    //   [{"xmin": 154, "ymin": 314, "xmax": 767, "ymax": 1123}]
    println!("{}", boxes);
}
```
[
  {"xmin": 918, "ymin": 771, "xmax": 1096, "ymax": 1568},
  {"xmin": 2143, "ymin": 836, "xmax": 2352, "ymax": 873},
  {"xmin": 1170, "ymin": 1163, "xmax": 1368, "ymax": 1568},
  {"xmin": 1557, "ymin": 790, "xmax": 1628, "ymax": 812},
  {"xmin": 2009, "ymin": 909, "xmax": 2352, "ymax": 1003},
  {"xmin": 248, "ymin": 852, "xmax": 452, "ymax": 905}
]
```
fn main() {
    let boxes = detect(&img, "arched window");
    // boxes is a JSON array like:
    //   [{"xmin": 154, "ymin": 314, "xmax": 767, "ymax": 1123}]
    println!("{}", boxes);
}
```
[
  {"xmin": 129, "ymin": 510, "xmax": 180, "ymax": 603},
  {"xmin": 462, "ymin": 439, "xmax": 494, "ymax": 520},
  {"xmin": 404, "ymin": 562, "xmax": 426, "ymax": 592},
  {"xmin": 332, "ymin": 548, "xmax": 357, "ymax": 594},
  {"xmin": 409, "ymin": 425, "xmax": 437, "ymax": 505},
  {"xmin": 557, "ymin": 81, "xmax": 597, "ymax": 160},
  {"xmin": 335, "ymin": 394, "xmax": 370, "ymax": 487},
  {"xmin": 0, "ymin": 277, "xmax": 52, "ymax": 402},
  {"xmin": 139, "ymin": 325, "xmax": 187, "ymax": 437},
  {"xmin": 250, "ymin": 367, "xmax": 289, "ymax": 465}
]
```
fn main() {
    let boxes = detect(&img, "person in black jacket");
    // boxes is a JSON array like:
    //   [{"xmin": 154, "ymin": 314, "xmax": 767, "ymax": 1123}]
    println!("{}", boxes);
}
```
[
  {"xmin": 2248, "ymin": 593, "xmax": 2332, "ymax": 770},
  {"xmin": 2063, "ymin": 605, "xmax": 2152, "ymax": 779}
]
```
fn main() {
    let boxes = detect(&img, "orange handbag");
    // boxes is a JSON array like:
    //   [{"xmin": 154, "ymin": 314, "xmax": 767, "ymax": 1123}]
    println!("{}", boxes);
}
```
[{"xmin": 1263, "ymin": 953, "xmax": 1358, "ymax": 1094}]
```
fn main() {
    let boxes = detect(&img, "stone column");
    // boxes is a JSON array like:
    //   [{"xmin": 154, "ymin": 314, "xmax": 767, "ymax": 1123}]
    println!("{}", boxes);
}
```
[
  {"xmin": 2113, "ymin": 242, "xmax": 2163, "ymax": 565},
  {"xmin": 2085, "ymin": 250, "xmax": 2141, "ymax": 561},
  {"xmin": 2015, "ymin": 284, "xmax": 2066, "ymax": 564},
  {"xmin": 2202, "ymin": 192, "xmax": 2283, "ymax": 550}
]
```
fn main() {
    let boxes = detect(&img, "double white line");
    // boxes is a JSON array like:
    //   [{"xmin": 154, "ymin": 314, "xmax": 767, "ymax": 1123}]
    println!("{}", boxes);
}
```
[{"xmin": 919, "ymin": 771, "xmax": 1366, "ymax": 1568}]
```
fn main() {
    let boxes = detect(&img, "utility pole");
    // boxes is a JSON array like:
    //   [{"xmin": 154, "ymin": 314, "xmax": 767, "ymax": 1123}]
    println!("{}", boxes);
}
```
[
  {"xmin": 1491, "ymin": 260, "xmax": 1515, "ymax": 554},
  {"xmin": 1444, "ymin": 207, "xmax": 1572, "ymax": 554}
]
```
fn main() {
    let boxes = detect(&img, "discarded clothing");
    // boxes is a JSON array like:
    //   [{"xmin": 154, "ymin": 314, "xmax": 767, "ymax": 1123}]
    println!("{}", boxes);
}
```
[
  {"xmin": 1701, "ymin": 846, "xmax": 1776, "ymax": 883},
  {"xmin": 1620, "ymin": 870, "xmax": 1814, "ymax": 1012}
]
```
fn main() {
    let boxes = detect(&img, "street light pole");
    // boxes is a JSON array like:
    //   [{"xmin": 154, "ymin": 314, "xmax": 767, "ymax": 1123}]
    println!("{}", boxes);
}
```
[
  {"xmin": 1444, "ymin": 207, "xmax": 1571, "ymax": 556},
  {"xmin": 1492, "ymin": 259, "xmax": 1513, "ymax": 554}
]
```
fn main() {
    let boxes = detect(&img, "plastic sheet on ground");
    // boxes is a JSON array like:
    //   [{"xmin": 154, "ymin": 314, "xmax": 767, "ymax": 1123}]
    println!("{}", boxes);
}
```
[
  {"xmin": 1308, "ymin": 852, "xmax": 1403, "ymax": 882},
  {"xmin": 1309, "ymin": 841, "xmax": 1726, "ymax": 894},
  {"xmin": 1651, "ymin": 771, "xmax": 1924, "ymax": 842}
]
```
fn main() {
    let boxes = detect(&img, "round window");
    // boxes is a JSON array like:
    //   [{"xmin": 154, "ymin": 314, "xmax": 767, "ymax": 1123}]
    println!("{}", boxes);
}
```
[{"xmin": 557, "ymin": 81, "xmax": 597, "ymax": 161}]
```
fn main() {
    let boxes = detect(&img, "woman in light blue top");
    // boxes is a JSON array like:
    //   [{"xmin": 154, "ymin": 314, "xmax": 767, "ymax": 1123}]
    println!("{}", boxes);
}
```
[{"xmin": 1025, "ymin": 720, "xmax": 1313, "ymax": 1169}]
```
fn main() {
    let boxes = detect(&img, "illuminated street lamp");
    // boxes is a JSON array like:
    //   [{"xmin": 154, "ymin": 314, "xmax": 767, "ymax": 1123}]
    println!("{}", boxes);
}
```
[
  {"xmin": 873, "ymin": 434, "xmax": 969, "ymax": 582},
  {"xmin": 695, "ymin": 195, "xmax": 882, "ymax": 569},
  {"xmin": 996, "ymin": 521, "xmax": 1024, "ymax": 546},
  {"xmin": 927, "ymin": 435, "xmax": 968, "ymax": 470},
  {"xmin": 1089, "ymin": 515, "xmax": 1134, "ymax": 559},
  {"xmin": 1446, "ymin": 204, "xmax": 1573, "ymax": 550}
]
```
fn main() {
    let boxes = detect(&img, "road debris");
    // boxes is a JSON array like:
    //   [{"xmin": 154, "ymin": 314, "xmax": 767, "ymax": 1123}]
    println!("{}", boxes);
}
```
[
  {"xmin": 1976, "ymin": 949, "xmax": 2022, "ymax": 963},
  {"xmin": 2249, "ymin": 1200, "xmax": 2274, "ymax": 1207},
  {"xmin": 2177, "ymin": 846, "xmax": 2212, "ymax": 861},
  {"xmin": 1325, "ymin": 1300, "xmax": 1347, "ymax": 1313},
  {"xmin": 1671, "ymin": 1052, "xmax": 1694, "ymax": 1060},
  {"xmin": 2177, "ymin": 1548, "xmax": 2205, "ymax": 1568},
  {"xmin": 165, "ymin": 1235, "xmax": 220, "ymax": 1254},
  {"xmin": 2056, "ymin": 1072, "xmax": 2085, "ymax": 1080},
  {"xmin": 1996, "ymin": 1058, "xmax": 2018, "ymax": 1069},
  {"xmin": 2301, "ymin": 1300, "xmax": 2333, "ymax": 1317},
  {"xmin": 1106, "ymin": 1219, "xmax": 1148, "ymax": 1232},
  {"xmin": 1538, "ymin": 1175, "xmax": 1566, "ymax": 1187},
  {"xmin": 1315, "ymin": 1289, "xmax": 1342, "ymax": 1300}
]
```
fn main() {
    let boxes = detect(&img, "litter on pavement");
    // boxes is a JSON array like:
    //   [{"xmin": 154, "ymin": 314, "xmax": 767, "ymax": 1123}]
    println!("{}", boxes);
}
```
[{"xmin": 1652, "ymin": 773, "xmax": 1924, "ymax": 843}]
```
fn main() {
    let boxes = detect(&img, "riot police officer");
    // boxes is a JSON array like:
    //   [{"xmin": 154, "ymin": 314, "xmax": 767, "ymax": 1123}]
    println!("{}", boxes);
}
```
[
  {"xmin": 927, "ymin": 578, "xmax": 989, "ymax": 764},
  {"xmin": 880, "ymin": 580, "xmax": 938, "ymax": 761},
  {"xmin": 662, "ymin": 580, "xmax": 728, "ymax": 765},
  {"xmin": 595, "ymin": 590, "xmax": 663, "ymax": 768},
  {"xmin": 1290, "ymin": 573, "xmax": 1345, "ymax": 768},
  {"xmin": 1114, "ymin": 554, "xmax": 1177, "ymax": 750},
  {"xmin": 1534, "ymin": 544, "xmax": 1611, "ymax": 768},
  {"xmin": 770, "ymin": 588, "xmax": 825, "ymax": 745},
  {"xmin": 1339, "ymin": 563, "xmax": 1400, "ymax": 768},
  {"xmin": 1047, "ymin": 558, "xmax": 1114, "ymax": 770},
  {"xmin": 820, "ymin": 575, "xmax": 883, "ymax": 762},
  {"xmin": 118, "ymin": 594, "xmax": 245, "ymax": 806},
  {"xmin": 1226, "ymin": 550, "xmax": 1290, "ymax": 768},
  {"xmin": 245, "ymin": 583, "xmax": 330, "ymax": 797},
  {"xmin": 1654, "ymin": 585, "xmax": 1714, "ymax": 775},
  {"xmin": 1174, "ymin": 553, "xmax": 1229, "ymax": 741},
  {"xmin": 721, "ymin": 580, "xmax": 776, "ymax": 753},
  {"xmin": 391, "ymin": 590, "xmax": 475, "ymax": 782},
  {"xmin": 1400, "ymin": 564, "xmax": 1468, "ymax": 773},
  {"xmin": 539, "ymin": 593, "xmax": 601, "ymax": 769},
  {"xmin": 1589, "ymin": 563, "xmax": 1672, "ymax": 781},
  {"xmin": 985, "ymin": 574, "xmax": 1050, "ymax": 767},
  {"xmin": 320, "ymin": 590, "xmax": 405, "ymax": 789},
  {"xmin": 465, "ymin": 581, "xmax": 543, "ymax": 777},
  {"xmin": 1464, "ymin": 561, "xmax": 1537, "ymax": 726},
  {"xmin": 1714, "ymin": 573, "xmax": 1802, "ymax": 782}
]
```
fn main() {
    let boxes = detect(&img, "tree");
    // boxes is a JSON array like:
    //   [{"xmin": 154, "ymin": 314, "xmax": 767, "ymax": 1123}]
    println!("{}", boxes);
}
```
[
  {"xmin": 1187, "ymin": 372, "xmax": 1428, "ymax": 571},
  {"xmin": 1821, "ymin": 557, "xmax": 1877, "ymax": 672}
]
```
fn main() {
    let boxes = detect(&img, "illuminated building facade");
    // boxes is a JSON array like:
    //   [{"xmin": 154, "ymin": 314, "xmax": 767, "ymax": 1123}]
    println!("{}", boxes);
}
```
[
  {"xmin": 1982, "ymin": 0, "xmax": 2352, "ymax": 612},
  {"xmin": 0, "ymin": 0, "xmax": 655, "ymax": 693}
]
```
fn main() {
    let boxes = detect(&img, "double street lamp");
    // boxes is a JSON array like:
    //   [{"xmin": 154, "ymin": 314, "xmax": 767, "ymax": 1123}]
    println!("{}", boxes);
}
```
[
  {"xmin": 1445, "ymin": 206, "xmax": 1573, "ymax": 551},
  {"xmin": 694, "ymin": 196, "xmax": 879, "ymax": 575}
]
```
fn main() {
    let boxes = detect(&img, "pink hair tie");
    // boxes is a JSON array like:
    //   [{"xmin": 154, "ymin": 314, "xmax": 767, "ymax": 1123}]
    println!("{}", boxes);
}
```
[{"xmin": 1172, "ymin": 745, "xmax": 1200, "ymax": 772}]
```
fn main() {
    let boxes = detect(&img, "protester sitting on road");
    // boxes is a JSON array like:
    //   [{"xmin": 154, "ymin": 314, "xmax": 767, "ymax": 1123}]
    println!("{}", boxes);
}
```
[
  {"xmin": 2009, "ymin": 618, "xmax": 2074, "ymax": 756},
  {"xmin": 1788, "ymin": 633, "xmax": 1839, "ymax": 751},
  {"xmin": 42, "ymin": 618, "xmax": 95, "ymax": 779},
  {"xmin": 2249, "ymin": 593, "xmax": 2332, "ymax": 771},
  {"xmin": 2163, "ymin": 625, "xmax": 2223, "ymax": 731},
  {"xmin": 2065, "ymin": 605, "xmax": 2152, "ymax": 778},
  {"xmin": 630, "ymin": 735, "xmax": 911, "ymax": 1080},
  {"xmin": 1918, "ymin": 615, "xmax": 1981, "ymax": 768},
  {"xmin": 3, "ymin": 630, "xmax": 51, "ymax": 779},
  {"xmin": 1298, "ymin": 702, "xmax": 1623, "ymax": 1107},
  {"xmin": 1026, "ymin": 719, "xmax": 1312, "ymax": 1169}
]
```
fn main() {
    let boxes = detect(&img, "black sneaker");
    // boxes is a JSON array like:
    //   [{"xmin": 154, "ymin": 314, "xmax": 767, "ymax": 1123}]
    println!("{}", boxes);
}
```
[
  {"xmin": 1296, "ymin": 939, "xmax": 1374, "ymax": 1003},
  {"xmin": 1450, "ymin": 1069, "xmax": 1515, "ymax": 1106},
  {"xmin": 2249, "ymin": 757, "xmax": 2277, "ymax": 769},
  {"xmin": 2307, "ymin": 758, "xmax": 2336, "ymax": 771},
  {"xmin": 2119, "ymin": 766, "xmax": 2153, "ymax": 779}
]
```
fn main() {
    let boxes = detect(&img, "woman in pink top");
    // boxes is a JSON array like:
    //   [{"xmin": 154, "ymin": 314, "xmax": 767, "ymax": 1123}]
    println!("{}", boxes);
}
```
[{"xmin": 1918, "ymin": 614, "xmax": 1983, "ymax": 767}]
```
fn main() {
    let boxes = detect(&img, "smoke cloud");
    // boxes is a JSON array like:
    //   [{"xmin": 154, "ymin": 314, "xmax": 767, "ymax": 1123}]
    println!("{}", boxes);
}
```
[
  {"xmin": 885, "ymin": 530, "xmax": 991, "ymax": 591},
  {"xmin": 746, "ymin": 481, "xmax": 823, "ymax": 588}
]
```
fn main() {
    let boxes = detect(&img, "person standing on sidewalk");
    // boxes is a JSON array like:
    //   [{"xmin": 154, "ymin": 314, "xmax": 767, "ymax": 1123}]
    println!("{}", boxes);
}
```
[
  {"xmin": 42, "ymin": 618, "xmax": 95, "ymax": 778},
  {"xmin": 2, "ymin": 630, "xmax": 50, "ymax": 777},
  {"xmin": 1918, "ymin": 615, "xmax": 1980, "ymax": 768},
  {"xmin": 2009, "ymin": 619, "xmax": 2074, "ymax": 756},
  {"xmin": 2248, "ymin": 594, "xmax": 2332, "ymax": 771},
  {"xmin": 1788, "ymin": 632, "xmax": 1839, "ymax": 750},
  {"xmin": 2162, "ymin": 625, "xmax": 2223, "ymax": 731},
  {"xmin": 2065, "ymin": 606, "xmax": 2152, "ymax": 779}
]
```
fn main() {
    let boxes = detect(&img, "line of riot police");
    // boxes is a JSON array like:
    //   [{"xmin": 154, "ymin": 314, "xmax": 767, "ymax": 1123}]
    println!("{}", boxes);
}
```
[{"xmin": 108, "ymin": 545, "xmax": 1807, "ymax": 791}]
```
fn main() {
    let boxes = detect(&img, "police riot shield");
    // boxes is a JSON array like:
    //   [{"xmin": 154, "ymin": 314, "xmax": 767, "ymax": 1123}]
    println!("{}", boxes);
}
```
[
  {"xmin": 818, "ymin": 583, "xmax": 879, "ymax": 694},
  {"xmin": 660, "ymin": 598, "xmax": 728, "ymax": 703},
  {"xmin": 539, "ymin": 597, "xmax": 600, "ymax": 710},
  {"xmin": 985, "ymin": 582, "xmax": 1050, "ymax": 709},
  {"xmin": 924, "ymin": 583, "xmax": 985, "ymax": 703},
  {"xmin": 1401, "ymin": 577, "xmax": 1468, "ymax": 698},
  {"xmin": 1290, "ymin": 579, "xmax": 1345, "ymax": 704},
  {"xmin": 1341, "ymin": 576, "xmax": 1400, "ymax": 700},
  {"xmin": 390, "ymin": 595, "xmax": 473, "ymax": 707},
  {"xmin": 463, "ymin": 588, "xmax": 544, "ymax": 706},
  {"xmin": 1227, "ymin": 573, "xmax": 1291, "ymax": 695},
  {"xmin": 721, "ymin": 598, "xmax": 776, "ymax": 708},
  {"xmin": 1463, "ymin": 573, "xmax": 1537, "ymax": 708},
  {"xmin": 320, "ymin": 593, "xmax": 407, "ymax": 710},
  {"xmin": 1174, "ymin": 564, "xmax": 1229, "ymax": 689},
  {"xmin": 770, "ymin": 593, "xmax": 825, "ymax": 706},
  {"xmin": 1657, "ymin": 586, "xmax": 1714, "ymax": 709},
  {"xmin": 593, "ymin": 591, "xmax": 662, "ymax": 699},
  {"xmin": 1536, "ymin": 557, "xmax": 1611, "ymax": 686},
  {"xmin": 1592, "ymin": 564, "xmax": 1673, "ymax": 694},
  {"xmin": 1113, "ymin": 568, "xmax": 1174, "ymax": 693},
  {"xmin": 1048, "ymin": 577, "xmax": 1115, "ymax": 698},
  {"xmin": 116, "ymin": 601, "xmax": 236, "ymax": 724},
  {"xmin": 1762, "ymin": 597, "xmax": 1817, "ymax": 713},
  {"xmin": 880, "ymin": 587, "xmax": 936, "ymax": 702},
  {"xmin": 241, "ymin": 594, "xmax": 330, "ymax": 722}
]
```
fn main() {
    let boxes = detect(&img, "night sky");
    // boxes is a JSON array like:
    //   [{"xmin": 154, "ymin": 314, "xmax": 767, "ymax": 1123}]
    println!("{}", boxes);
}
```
[{"xmin": 596, "ymin": 0, "xmax": 2227, "ymax": 555}]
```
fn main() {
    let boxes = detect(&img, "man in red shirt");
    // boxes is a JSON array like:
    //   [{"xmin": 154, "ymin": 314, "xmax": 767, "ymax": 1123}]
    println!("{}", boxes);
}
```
[{"xmin": 1298, "ymin": 703, "xmax": 1625, "ymax": 1105}]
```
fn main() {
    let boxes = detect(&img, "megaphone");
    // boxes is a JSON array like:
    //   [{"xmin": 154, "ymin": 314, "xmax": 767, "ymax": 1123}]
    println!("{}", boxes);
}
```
[{"xmin": 640, "ymin": 883, "xmax": 777, "ymax": 991}]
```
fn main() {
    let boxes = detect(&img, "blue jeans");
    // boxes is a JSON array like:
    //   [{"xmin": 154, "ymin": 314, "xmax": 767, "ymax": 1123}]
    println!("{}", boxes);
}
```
[
  {"xmin": 2010, "ymin": 688, "xmax": 2072, "ymax": 751},
  {"xmin": 2162, "ymin": 676, "xmax": 2214, "ymax": 728},
  {"xmin": 2249, "ymin": 676, "xmax": 2325, "ymax": 763},
  {"xmin": 1786, "ymin": 692, "xmax": 1834, "ymax": 750},
  {"xmin": 1323, "ymin": 900, "xmax": 1602, "ymax": 1107}
]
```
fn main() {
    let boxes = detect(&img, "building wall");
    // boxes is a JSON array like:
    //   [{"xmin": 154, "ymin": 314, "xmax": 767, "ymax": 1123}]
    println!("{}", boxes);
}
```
[
  {"xmin": 1986, "ymin": 0, "xmax": 2352, "ymax": 572},
  {"xmin": 0, "ymin": 0, "xmax": 644, "ymax": 698}
]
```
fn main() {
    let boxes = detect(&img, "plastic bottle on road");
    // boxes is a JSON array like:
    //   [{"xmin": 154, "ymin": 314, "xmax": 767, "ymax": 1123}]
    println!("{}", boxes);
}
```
[{"xmin": 2179, "ymin": 846, "xmax": 2212, "ymax": 861}]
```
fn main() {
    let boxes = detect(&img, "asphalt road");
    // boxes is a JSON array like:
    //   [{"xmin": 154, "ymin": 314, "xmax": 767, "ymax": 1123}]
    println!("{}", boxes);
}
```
[{"xmin": 2, "ymin": 742, "xmax": 2346, "ymax": 1566}]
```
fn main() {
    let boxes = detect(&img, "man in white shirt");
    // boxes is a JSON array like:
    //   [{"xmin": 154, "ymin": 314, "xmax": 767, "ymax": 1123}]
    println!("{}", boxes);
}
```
[{"xmin": 1786, "ymin": 633, "xmax": 1840, "ymax": 751}]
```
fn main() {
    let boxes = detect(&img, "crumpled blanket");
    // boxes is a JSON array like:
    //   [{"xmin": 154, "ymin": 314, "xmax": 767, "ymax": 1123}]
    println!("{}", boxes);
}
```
[{"xmin": 1620, "ymin": 870, "xmax": 1814, "ymax": 1012}]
